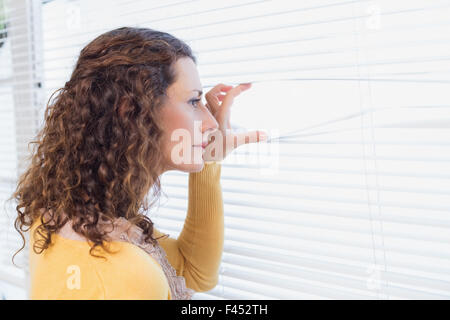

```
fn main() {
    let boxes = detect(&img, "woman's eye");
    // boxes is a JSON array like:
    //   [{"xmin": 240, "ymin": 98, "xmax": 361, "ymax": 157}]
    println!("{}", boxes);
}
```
[{"xmin": 189, "ymin": 98, "xmax": 201, "ymax": 108}]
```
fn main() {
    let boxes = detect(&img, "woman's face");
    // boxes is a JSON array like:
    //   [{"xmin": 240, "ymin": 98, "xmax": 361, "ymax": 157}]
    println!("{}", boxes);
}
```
[{"xmin": 158, "ymin": 57, "xmax": 219, "ymax": 174}]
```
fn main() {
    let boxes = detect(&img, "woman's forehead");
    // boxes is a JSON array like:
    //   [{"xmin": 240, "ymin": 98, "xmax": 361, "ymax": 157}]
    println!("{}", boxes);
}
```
[{"xmin": 173, "ymin": 58, "xmax": 202, "ymax": 93}]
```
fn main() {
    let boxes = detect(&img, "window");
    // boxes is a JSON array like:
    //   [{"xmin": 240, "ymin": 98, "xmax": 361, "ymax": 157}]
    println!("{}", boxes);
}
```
[{"xmin": 1, "ymin": 0, "xmax": 449, "ymax": 299}]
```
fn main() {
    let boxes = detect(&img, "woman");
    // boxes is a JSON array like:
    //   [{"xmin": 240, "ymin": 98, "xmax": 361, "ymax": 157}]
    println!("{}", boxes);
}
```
[{"xmin": 10, "ymin": 27, "xmax": 267, "ymax": 300}]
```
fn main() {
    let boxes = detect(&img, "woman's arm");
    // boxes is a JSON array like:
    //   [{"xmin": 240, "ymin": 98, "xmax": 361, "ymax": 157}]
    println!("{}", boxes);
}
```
[{"xmin": 152, "ymin": 161, "xmax": 224, "ymax": 292}]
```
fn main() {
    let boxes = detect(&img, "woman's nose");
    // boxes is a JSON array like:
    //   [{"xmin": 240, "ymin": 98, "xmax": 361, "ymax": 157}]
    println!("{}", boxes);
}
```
[{"xmin": 201, "ymin": 104, "xmax": 219, "ymax": 133}]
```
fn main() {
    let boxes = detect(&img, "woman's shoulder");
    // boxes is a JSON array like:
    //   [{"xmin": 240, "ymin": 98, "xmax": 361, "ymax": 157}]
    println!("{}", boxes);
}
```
[
  {"xmin": 84, "ymin": 236, "xmax": 171, "ymax": 299},
  {"xmin": 29, "ymin": 214, "xmax": 171, "ymax": 299},
  {"xmin": 30, "ymin": 236, "xmax": 170, "ymax": 299}
]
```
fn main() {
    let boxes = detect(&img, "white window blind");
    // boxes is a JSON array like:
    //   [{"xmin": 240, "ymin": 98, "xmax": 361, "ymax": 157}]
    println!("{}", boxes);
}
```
[
  {"xmin": 0, "ymin": 0, "xmax": 42, "ymax": 299},
  {"xmin": 1, "ymin": 0, "xmax": 450, "ymax": 299}
]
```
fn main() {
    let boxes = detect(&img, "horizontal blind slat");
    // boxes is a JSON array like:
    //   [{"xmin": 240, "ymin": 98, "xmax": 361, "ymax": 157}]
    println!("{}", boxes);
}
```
[
  {"xmin": 222, "ymin": 251, "xmax": 450, "ymax": 294},
  {"xmin": 156, "ymin": 224, "xmax": 450, "ymax": 276},
  {"xmin": 155, "ymin": 217, "xmax": 450, "ymax": 260},
  {"xmin": 157, "ymin": 205, "xmax": 450, "ymax": 243}
]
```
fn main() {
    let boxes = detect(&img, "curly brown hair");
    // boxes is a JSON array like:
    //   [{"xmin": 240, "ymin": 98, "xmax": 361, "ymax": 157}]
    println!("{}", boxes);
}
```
[{"xmin": 7, "ymin": 26, "xmax": 197, "ymax": 265}]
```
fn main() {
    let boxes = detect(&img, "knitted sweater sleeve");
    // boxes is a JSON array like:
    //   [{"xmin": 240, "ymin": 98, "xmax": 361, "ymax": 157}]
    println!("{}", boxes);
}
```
[{"xmin": 152, "ymin": 161, "xmax": 224, "ymax": 292}]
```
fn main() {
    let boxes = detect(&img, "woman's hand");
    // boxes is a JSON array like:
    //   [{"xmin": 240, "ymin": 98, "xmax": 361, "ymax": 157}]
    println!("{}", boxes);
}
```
[{"xmin": 203, "ymin": 83, "xmax": 268, "ymax": 162}]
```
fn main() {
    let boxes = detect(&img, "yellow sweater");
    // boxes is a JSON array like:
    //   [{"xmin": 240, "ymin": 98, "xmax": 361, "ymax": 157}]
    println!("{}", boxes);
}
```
[{"xmin": 28, "ymin": 162, "xmax": 224, "ymax": 300}]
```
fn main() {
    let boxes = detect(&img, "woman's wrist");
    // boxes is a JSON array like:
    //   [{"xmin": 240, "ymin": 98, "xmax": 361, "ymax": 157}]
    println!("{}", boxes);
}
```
[
  {"xmin": 190, "ymin": 160, "xmax": 221, "ymax": 183},
  {"xmin": 203, "ymin": 160, "xmax": 221, "ymax": 165}
]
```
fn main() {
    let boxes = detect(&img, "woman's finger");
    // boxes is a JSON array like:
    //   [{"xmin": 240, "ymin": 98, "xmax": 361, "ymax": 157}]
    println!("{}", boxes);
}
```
[
  {"xmin": 228, "ymin": 130, "xmax": 268, "ymax": 149},
  {"xmin": 202, "ymin": 129, "xmax": 268, "ymax": 162},
  {"xmin": 219, "ymin": 83, "xmax": 252, "ymax": 126},
  {"xmin": 205, "ymin": 84, "xmax": 233, "ymax": 113}
]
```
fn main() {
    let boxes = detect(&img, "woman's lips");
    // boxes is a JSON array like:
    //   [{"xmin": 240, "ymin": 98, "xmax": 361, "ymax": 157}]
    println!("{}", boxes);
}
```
[
  {"xmin": 193, "ymin": 142, "xmax": 208, "ymax": 149},
  {"xmin": 193, "ymin": 145, "xmax": 205, "ymax": 149}
]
